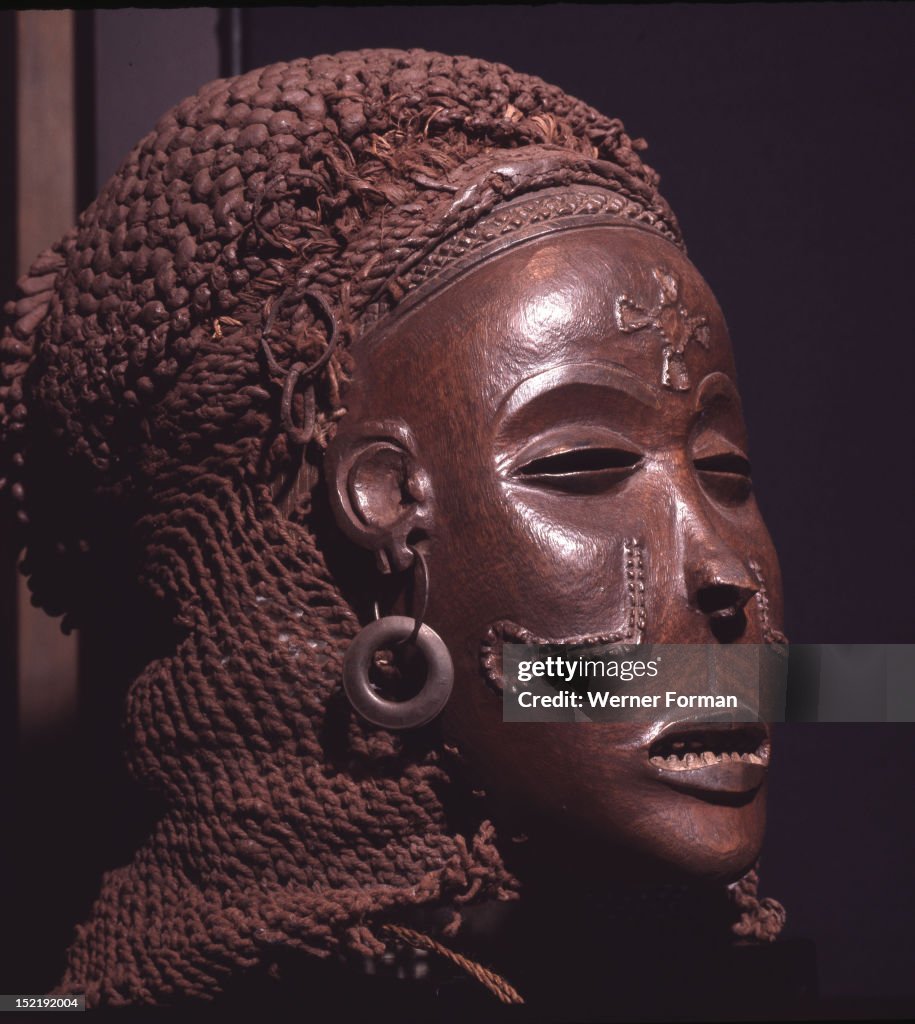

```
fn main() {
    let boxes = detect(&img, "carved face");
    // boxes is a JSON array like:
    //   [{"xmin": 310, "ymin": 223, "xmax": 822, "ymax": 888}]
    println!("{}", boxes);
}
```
[{"xmin": 329, "ymin": 224, "xmax": 784, "ymax": 884}]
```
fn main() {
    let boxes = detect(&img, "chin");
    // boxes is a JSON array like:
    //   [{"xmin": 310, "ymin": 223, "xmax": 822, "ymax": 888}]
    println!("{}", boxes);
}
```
[
  {"xmin": 627, "ymin": 787, "xmax": 768, "ymax": 884},
  {"xmin": 513, "ymin": 773, "xmax": 768, "ymax": 890}
]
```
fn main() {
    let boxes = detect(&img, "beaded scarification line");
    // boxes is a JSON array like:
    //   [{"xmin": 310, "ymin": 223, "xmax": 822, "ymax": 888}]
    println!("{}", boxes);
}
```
[
  {"xmin": 748, "ymin": 558, "xmax": 789, "ymax": 646},
  {"xmin": 480, "ymin": 538, "xmax": 646, "ymax": 695}
]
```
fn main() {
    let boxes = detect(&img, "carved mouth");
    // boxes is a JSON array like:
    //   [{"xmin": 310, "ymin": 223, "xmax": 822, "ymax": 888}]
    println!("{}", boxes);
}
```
[
  {"xmin": 649, "ymin": 724, "xmax": 769, "ymax": 769},
  {"xmin": 646, "ymin": 723, "xmax": 770, "ymax": 797}
]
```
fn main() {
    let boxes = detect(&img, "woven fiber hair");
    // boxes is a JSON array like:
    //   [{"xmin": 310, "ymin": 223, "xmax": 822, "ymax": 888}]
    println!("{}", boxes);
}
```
[{"xmin": 0, "ymin": 49, "xmax": 781, "ymax": 1007}]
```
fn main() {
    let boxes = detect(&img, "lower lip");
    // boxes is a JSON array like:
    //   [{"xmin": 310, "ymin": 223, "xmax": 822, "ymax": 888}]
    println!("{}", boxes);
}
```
[{"xmin": 649, "ymin": 758, "xmax": 766, "ymax": 795}]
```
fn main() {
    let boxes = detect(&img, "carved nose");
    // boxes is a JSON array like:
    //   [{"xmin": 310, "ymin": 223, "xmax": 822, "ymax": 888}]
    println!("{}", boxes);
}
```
[{"xmin": 678, "ymin": 486, "xmax": 760, "ymax": 639}]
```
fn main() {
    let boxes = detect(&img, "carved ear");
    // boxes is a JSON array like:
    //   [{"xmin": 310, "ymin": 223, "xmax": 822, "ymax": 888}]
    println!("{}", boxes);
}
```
[{"xmin": 327, "ymin": 423, "xmax": 431, "ymax": 574}]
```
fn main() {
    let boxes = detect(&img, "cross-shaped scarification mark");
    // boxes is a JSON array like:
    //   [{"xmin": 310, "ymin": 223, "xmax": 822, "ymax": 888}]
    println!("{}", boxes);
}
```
[{"xmin": 615, "ymin": 269, "xmax": 710, "ymax": 391}]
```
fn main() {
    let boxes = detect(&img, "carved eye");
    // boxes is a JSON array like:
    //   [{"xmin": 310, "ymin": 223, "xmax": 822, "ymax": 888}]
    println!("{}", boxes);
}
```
[
  {"xmin": 513, "ymin": 447, "xmax": 642, "ymax": 494},
  {"xmin": 694, "ymin": 452, "xmax": 753, "ymax": 505}
]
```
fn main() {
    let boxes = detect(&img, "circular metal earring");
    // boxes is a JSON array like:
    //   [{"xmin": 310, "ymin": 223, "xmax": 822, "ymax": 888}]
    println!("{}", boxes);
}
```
[{"xmin": 342, "ymin": 548, "xmax": 454, "ymax": 730}]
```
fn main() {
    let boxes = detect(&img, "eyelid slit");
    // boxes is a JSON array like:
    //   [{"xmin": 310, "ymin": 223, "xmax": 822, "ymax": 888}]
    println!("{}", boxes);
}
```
[
  {"xmin": 694, "ymin": 452, "xmax": 752, "ymax": 476},
  {"xmin": 516, "ymin": 447, "xmax": 642, "ymax": 477}
]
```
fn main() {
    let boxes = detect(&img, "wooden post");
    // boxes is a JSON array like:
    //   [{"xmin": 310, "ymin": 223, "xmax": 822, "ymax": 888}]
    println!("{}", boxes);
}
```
[{"xmin": 14, "ymin": 11, "xmax": 80, "ymax": 745}]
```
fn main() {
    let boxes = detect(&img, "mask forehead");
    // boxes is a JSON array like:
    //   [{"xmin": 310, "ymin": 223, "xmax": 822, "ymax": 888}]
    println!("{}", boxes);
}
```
[{"xmin": 354, "ymin": 225, "xmax": 739, "ymax": 439}]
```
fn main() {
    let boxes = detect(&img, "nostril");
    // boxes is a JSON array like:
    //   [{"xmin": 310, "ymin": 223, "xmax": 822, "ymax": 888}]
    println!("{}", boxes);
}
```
[
  {"xmin": 696, "ymin": 582, "xmax": 757, "ymax": 643},
  {"xmin": 697, "ymin": 583, "xmax": 756, "ymax": 617}
]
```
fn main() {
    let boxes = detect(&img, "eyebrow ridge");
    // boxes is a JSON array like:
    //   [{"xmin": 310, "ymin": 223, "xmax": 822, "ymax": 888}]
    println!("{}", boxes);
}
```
[{"xmin": 494, "ymin": 361, "xmax": 661, "ymax": 430}]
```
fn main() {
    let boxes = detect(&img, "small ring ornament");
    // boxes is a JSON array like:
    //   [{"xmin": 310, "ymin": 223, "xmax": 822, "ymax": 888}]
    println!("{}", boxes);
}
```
[{"xmin": 342, "ymin": 615, "xmax": 454, "ymax": 729}]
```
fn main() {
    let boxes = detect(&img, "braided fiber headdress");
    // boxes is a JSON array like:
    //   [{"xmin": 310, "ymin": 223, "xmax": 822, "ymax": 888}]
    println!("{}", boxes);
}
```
[{"xmin": 0, "ymin": 50, "xmax": 782, "ymax": 1006}]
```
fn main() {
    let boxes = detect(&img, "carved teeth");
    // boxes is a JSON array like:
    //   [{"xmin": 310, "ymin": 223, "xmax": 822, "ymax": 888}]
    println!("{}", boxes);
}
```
[{"xmin": 650, "ymin": 740, "xmax": 770, "ymax": 770}]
